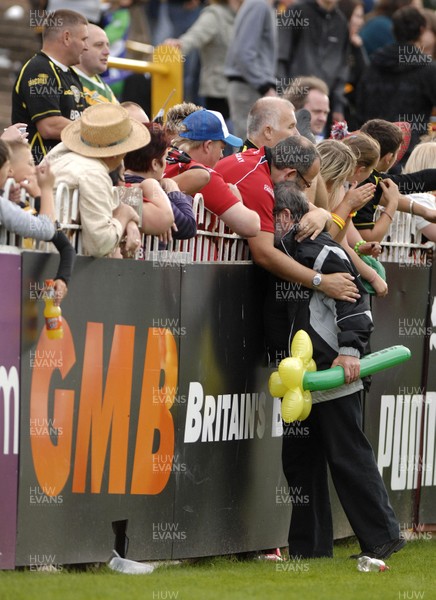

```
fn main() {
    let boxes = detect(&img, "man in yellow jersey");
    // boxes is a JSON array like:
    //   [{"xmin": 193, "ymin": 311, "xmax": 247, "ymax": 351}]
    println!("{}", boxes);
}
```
[
  {"xmin": 12, "ymin": 9, "xmax": 88, "ymax": 164},
  {"xmin": 74, "ymin": 24, "xmax": 118, "ymax": 106}
]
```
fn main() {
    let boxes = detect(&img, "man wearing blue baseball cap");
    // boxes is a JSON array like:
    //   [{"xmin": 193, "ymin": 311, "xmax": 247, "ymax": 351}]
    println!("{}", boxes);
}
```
[
  {"xmin": 165, "ymin": 109, "xmax": 260, "ymax": 238},
  {"xmin": 180, "ymin": 109, "xmax": 243, "ymax": 149}
]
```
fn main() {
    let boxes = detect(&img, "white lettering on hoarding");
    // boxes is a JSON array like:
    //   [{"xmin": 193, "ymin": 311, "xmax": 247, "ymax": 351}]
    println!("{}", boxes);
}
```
[
  {"xmin": 378, "ymin": 393, "xmax": 436, "ymax": 490},
  {"xmin": 0, "ymin": 365, "xmax": 19, "ymax": 455},
  {"xmin": 184, "ymin": 382, "xmax": 266, "ymax": 443}
]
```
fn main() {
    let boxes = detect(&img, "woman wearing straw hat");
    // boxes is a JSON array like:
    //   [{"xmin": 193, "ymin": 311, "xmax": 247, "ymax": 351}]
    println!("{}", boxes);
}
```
[{"xmin": 48, "ymin": 103, "xmax": 174, "ymax": 258}]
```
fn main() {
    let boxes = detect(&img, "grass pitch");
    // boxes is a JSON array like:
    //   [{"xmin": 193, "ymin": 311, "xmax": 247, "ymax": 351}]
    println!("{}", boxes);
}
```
[{"xmin": 0, "ymin": 538, "xmax": 434, "ymax": 600}]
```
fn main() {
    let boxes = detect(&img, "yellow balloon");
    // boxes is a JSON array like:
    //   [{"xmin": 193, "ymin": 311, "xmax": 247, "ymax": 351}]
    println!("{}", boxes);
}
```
[
  {"xmin": 281, "ymin": 388, "xmax": 304, "ymax": 423},
  {"xmin": 278, "ymin": 357, "xmax": 304, "ymax": 389},
  {"xmin": 269, "ymin": 371, "xmax": 288, "ymax": 398},
  {"xmin": 290, "ymin": 330, "xmax": 313, "ymax": 363},
  {"xmin": 299, "ymin": 390, "xmax": 313, "ymax": 421}
]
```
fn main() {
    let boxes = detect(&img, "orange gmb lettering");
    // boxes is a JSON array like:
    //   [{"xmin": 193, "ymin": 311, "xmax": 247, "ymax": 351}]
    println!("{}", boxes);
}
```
[{"xmin": 30, "ymin": 323, "xmax": 177, "ymax": 496}]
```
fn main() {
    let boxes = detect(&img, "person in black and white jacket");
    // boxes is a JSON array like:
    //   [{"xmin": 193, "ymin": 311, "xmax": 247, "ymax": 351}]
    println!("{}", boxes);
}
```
[{"xmin": 271, "ymin": 181, "xmax": 405, "ymax": 562}]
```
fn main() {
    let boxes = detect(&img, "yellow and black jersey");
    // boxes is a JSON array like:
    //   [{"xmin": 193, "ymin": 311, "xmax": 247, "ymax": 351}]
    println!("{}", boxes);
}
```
[
  {"xmin": 12, "ymin": 51, "xmax": 86, "ymax": 164},
  {"xmin": 353, "ymin": 168, "xmax": 436, "ymax": 231},
  {"xmin": 353, "ymin": 171, "xmax": 383, "ymax": 231}
]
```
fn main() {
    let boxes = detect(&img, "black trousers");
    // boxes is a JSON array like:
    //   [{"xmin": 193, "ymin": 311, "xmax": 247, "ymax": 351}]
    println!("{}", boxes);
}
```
[{"xmin": 281, "ymin": 391, "xmax": 399, "ymax": 558}]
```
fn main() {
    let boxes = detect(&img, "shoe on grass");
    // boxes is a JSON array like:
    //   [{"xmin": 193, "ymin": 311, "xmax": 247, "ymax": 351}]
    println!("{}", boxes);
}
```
[{"xmin": 349, "ymin": 537, "xmax": 406, "ymax": 560}]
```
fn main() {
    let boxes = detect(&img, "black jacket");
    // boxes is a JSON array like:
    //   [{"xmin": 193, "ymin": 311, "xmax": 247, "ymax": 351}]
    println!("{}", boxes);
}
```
[
  {"xmin": 277, "ymin": 230, "xmax": 373, "ymax": 402},
  {"xmin": 356, "ymin": 43, "xmax": 436, "ymax": 157},
  {"xmin": 277, "ymin": 0, "xmax": 349, "ymax": 113}
]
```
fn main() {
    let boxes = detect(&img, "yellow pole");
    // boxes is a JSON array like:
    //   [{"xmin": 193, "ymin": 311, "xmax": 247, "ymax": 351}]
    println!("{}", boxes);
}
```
[
  {"xmin": 107, "ymin": 56, "xmax": 168, "ymax": 76},
  {"xmin": 151, "ymin": 46, "xmax": 183, "ymax": 120},
  {"xmin": 106, "ymin": 46, "xmax": 183, "ymax": 120}
]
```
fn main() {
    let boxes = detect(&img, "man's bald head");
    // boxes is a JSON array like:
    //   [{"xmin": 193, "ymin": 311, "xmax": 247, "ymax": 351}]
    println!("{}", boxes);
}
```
[
  {"xmin": 246, "ymin": 97, "xmax": 299, "ymax": 148},
  {"xmin": 79, "ymin": 23, "xmax": 110, "ymax": 76}
]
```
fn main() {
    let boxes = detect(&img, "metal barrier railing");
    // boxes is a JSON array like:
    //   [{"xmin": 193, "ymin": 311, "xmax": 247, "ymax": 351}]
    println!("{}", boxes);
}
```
[
  {"xmin": 0, "ymin": 183, "xmax": 250, "ymax": 263},
  {"xmin": 140, "ymin": 193, "xmax": 250, "ymax": 263},
  {"xmin": 379, "ymin": 208, "xmax": 434, "ymax": 265},
  {"xmin": 0, "ymin": 182, "xmax": 432, "ymax": 265}
]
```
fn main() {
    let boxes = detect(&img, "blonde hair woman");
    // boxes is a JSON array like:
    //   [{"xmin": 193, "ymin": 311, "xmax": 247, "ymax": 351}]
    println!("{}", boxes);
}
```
[
  {"xmin": 318, "ymin": 140, "xmax": 357, "ymax": 210},
  {"xmin": 317, "ymin": 139, "xmax": 388, "ymax": 296}
]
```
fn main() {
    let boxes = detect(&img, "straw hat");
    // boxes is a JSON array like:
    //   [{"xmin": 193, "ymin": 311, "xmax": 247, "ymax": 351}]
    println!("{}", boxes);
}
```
[{"xmin": 61, "ymin": 104, "xmax": 150, "ymax": 158}]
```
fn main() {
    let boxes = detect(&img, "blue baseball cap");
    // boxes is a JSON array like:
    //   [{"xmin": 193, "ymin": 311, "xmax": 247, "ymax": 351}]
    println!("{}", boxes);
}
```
[{"xmin": 179, "ymin": 109, "xmax": 243, "ymax": 148}]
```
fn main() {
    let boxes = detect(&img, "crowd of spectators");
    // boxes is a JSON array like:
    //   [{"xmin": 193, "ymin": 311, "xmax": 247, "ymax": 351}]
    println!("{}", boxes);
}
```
[
  {"xmin": 2, "ymin": 0, "xmax": 435, "ymax": 565},
  {"xmin": 1, "ymin": 1, "xmax": 435, "ymax": 298}
]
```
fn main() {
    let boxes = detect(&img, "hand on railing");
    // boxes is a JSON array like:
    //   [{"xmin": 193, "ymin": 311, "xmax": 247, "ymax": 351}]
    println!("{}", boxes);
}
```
[
  {"xmin": 159, "ymin": 223, "xmax": 178, "ymax": 245},
  {"xmin": 120, "ymin": 220, "xmax": 142, "ymax": 259}
]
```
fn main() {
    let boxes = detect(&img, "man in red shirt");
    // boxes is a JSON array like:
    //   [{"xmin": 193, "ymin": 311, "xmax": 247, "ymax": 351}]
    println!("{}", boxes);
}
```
[
  {"xmin": 240, "ymin": 96, "xmax": 329, "ymax": 209},
  {"xmin": 215, "ymin": 136, "xmax": 359, "ymax": 301},
  {"xmin": 165, "ymin": 109, "xmax": 260, "ymax": 238}
]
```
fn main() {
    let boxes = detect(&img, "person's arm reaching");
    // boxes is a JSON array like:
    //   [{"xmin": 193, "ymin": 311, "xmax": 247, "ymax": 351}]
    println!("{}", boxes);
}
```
[
  {"xmin": 165, "ymin": 8, "xmax": 218, "ymax": 54},
  {"xmin": 398, "ymin": 195, "xmax": 436, "ymax": 223},
  {"xmin": 340, "ymin": 237, "xmax": 388, "ymax": 297},
  {"xmin": 248, "ymin": 231, "xmax": 360, "ymax": 302},
  {"xmin": 392, "ymin": 169, "xmax": 436, "ymax": 196},
  {"xmin": 0, "ymin": 195, "xmax": 55, "ymax": 239},
  {"xmin": 35, "ymin": 160, "xmax": 56, "ymax": 221},
  {"xmin": 217, "ymin": 181, "xmax": 260, "ymax": 237},
  {"xmin": 219, "ymin": 202, "xmax": 260, "ymax": 238},
  {"xmin": 347, "ymin": 223, "xmax": 382, "ymax": 258},
  {"xmin": 51, "ymin": 229, "xmax": 76, "ymax": 305},
  {"xmin": 169, "ymin": 168, "xmax": 210, "ymax": 195},
  {"xmin": 202, "ymin": 175, "xmax": 260, "ymax": 237}
]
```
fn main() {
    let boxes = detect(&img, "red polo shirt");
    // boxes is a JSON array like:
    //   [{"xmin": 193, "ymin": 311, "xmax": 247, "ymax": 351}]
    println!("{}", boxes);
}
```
[
  {"xmin": 214, "ymin": 148, "xmax": 274, "ymax": 233},
  {"xmin": 165, "ymin": 160, "xmax": 240, "ymax": 217}
]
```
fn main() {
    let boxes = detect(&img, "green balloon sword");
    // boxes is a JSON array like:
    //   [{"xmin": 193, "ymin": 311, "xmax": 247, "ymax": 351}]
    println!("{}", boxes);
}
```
[{"xmin": 269, "ymin": 330, "xmax": 412, "ymax": 423}]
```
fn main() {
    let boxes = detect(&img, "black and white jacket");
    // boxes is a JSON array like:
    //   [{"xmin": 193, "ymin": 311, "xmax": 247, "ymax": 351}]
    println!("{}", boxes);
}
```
[{"xmin": 279, "ymin": 229, "xmax": 374, "ymax": 403}]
